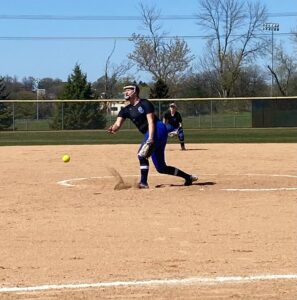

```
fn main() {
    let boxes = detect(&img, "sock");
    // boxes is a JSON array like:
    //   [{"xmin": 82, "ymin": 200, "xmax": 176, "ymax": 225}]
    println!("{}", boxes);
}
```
[
  {"xmin": 140, "ymin": 167, "xmax": 149, "ymax": 184},
  {"xmin": 163, "ymin": 166, "xmax": 190, "ymax": 180},
  {"xmin": 139, "ymin": 157, "xmax": 149, "ymax": 184}
]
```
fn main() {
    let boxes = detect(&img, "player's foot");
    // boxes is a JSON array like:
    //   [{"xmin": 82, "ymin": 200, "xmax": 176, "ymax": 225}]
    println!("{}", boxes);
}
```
[
  {"xmin": 138, "ymin": 182, "xmax": 149, "ymax": 189},
  {"xmin": 184, "ymin": 175, "xmax": 198, "ymax": 186},
  {"xmin": 181, "ymin": 145, "xmax": 186, "ymax": 151}
]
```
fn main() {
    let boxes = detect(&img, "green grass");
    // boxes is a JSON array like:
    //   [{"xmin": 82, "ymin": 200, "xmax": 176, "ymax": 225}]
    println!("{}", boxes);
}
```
[
  {"xmin": 10, "ymin": 113, "xmax": 252, "ymax": 131},
  {"xmin": 183, "ymin": 128, "xmax": 297, "ymax": 143},
  {"xmin": 0, "ymin": 128, "xmax": 296, "ymax": 146},
  {"xmin": 182, "ymin": 113, "xmax": 252, "ymax": 128},
  {"xmin": 13, "ymin": 119, "xmax": 52, "ymax": 131}
]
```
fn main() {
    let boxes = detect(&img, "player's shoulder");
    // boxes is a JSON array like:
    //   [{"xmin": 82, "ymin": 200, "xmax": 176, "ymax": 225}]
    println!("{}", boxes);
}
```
[
  {"xmin": 120, "ymin": 103, "xmax": 130, "ymax": 112},
  {"xmin": 118, "ymin": 102, "xmax": 131, "ymax": 116},
  {"xmin": 140, "ymin": 98, "xmax": 150, "ymax": 105},
  {"xmin": 140, "ymin": 98, "xmax": 154, "ymax": 109}
]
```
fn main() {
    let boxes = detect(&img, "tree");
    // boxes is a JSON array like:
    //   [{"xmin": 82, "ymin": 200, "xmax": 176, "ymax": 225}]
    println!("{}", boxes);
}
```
[
  {"xmin": 0, "ymin": 77, "xmax": 13, "ymax": 130},
  {"xmin": 293, "ymin": 25, "xmax": 297, "ymax": 53},
  {"xmin": 149, "ymin": 79, "xmax": 170, "ymax": 99},
  {"xmin": 38, "ymin": 78, "xmax": 65, "ymax": 99},
  {"xmin": 196, "ymin": 0, "xmax": 267, "ymax": 97},
  {"xmin": 149, "ymin": 79, "xmax": 170, "ymax": 117},
  {"xmin": 267, "ymin": 44, "xmax": 297, "ymax": 96},
  {"xmin": 98, "ymin": 40, "xmax": 132, "ymax": 100},
  {"xmin": 128, "ymin": 4, "xmax": 194, "ymax": 87},
  {"xmin": 51, "ymin": 64, "xmax": 106, "ymax": 130},
  {"xmin": 22, "ymin": 76, "xmax": 36, "ymax": 91},
  {"xmin": 92, "ymin": 41, "xmax": 133, "ymax": 115},
  {"xmin": 234, "ymin": 65, "xmax": 268, "ymax": 97}
]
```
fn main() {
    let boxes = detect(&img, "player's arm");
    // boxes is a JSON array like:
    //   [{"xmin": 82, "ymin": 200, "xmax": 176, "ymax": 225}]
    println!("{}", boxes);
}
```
[
  {"xmin": 163, "ymin": 112, "xmax": 168, "ymax": 124},
  {"xmin": 138, "ymin": 113, "xmax": 155, "ymax": 158},
  {"xmin": 178, "ymin": 112, "xmax": 183, "ymax": 128},
  {"xmin": 107, "ymin": 116, "xmax": 125, "ymax": 134},
  {"xmin": 146, "ymin": 113, "xmax": 155, "ymax": 141}
]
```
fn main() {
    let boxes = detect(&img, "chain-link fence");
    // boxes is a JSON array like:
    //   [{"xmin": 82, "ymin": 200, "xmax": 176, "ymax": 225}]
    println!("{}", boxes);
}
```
[{"xmin": 1, "ymin": 97, "xmax": 296, "ymax": 131}]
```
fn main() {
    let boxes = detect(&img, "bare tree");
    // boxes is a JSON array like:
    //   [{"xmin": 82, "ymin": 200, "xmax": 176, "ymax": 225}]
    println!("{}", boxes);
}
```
[
  {"xmin": 291, "ymin": 25, "xmax": 297, "ymax": 55},
  {"xmin": 128, "ymin": 4, "xmax": 194, "ymax": 86},
  {"xmin": 196, "ymin": 0, "xmax": 267, "ymax": 97},
  {"xmin": 93, "ymin": 42, "xmax": 133, "ymax": 114},
  {"xmin": 267, "ymin": 44, "xmax": 297, "ymax": 96},
  {"xmin": 102, "ymin": 40, "xmax": 132, "ymax": 99}
]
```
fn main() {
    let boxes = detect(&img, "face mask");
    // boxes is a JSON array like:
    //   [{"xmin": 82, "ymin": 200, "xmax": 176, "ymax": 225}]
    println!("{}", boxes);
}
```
[{"xmin": 124, "ymin": 88, "xmax": 136, "ymax": 100}]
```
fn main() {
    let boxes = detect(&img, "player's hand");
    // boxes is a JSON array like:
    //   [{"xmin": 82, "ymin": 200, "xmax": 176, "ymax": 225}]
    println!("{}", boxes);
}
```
[
  {"xmin": 107, "ymin": 126, "xmax": 115, "ymax": 134},
  {"xmin": 146, "ymin": 138, "xmax": 154, "ymax": 145},
  {"xmin": 168, "ymin": 130, "xmax": 178, "ymax": 137},
  {"xmin": 138, "ymin": 139, "xmax": 155, "ymax": 158}
]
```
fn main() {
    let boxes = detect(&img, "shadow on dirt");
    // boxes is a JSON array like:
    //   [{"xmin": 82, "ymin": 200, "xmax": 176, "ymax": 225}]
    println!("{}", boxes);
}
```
[{"xmin": 155, "ymin": 181, "xmax": 216, "ymax": 188}]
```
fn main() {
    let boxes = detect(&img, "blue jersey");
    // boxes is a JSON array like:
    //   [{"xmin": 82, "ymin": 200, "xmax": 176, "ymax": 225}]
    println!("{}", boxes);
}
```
[{"xmin": 118, "ymin": 99, "xmax": 160, "ymax": 134}]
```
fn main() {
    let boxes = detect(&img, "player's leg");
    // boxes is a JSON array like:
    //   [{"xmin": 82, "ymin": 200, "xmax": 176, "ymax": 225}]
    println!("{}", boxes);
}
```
[
  {"xmin": 152, "ymin": 122, "xmax": 197, "ymax": 185},
  {"xmin": 166, "ymin": 123, "xmax": 174, "ymax": 133},
  {"xmin": 177, "ymin": 127, "xmax": 186, "ymax": 150},
  {"xmin": 152, "ymin": 149, "xmax": 196, "ymax": 185},
  {"xmin": 137, "ymin": 139, "xmax": 150, "ymax": 188}
]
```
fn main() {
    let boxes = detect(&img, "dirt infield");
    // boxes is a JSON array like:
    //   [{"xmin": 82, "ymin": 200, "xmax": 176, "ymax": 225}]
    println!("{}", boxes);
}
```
[{"xmin": 0, "ymin": 143, "xmax": 296, "ymax": 299}]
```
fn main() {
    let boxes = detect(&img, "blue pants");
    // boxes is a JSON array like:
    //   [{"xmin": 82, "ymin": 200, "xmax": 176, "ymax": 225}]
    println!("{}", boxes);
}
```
[
  {"xmin": 137, "ymin": 121, "xmax": 190, "ymax": 185},
  {"xmin": 166, "ymin": 124, "xmax": 184, "ymax": 142},
  {"xmin": 140, "ymin": 120, "xmax": 168, "ymax": 172}
]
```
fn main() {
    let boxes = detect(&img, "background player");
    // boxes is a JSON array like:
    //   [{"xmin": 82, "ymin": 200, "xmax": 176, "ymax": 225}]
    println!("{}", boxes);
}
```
[
  {"xmin": 107, "ymin": 84, "xmax": 197, "ymax": 189},
  {"xmin": 163, "ymin": 103, "xmax": 186, "ymax": 150}
]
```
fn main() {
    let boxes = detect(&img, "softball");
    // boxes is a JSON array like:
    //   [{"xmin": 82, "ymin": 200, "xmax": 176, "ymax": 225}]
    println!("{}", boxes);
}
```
[{"xmin": 62, "ymin": 154, "xmax": 70, "ymax": 163}]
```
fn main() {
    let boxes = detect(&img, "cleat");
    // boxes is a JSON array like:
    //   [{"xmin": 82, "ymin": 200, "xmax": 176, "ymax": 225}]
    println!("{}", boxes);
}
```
[
  {"xmin": 181, "ymin": 144, "xmax": 186, "ymax": 151},
  {"xmin": 138, "ymin": 182, "xmax": 149, "ymax": 189},
  {"xmin": 184, "ymin": 175, "xmax": 198, "ymax": 186}
]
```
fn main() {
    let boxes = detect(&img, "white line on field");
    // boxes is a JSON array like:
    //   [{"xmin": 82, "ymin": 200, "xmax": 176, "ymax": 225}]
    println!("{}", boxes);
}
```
[
  {"xmin": 57, "ymin": 173, "xmax": 297, "ymax": 192},
  {"xmin": 0, "ymin": 274, "xmax": 297, "ymax": 294},
  {"xmin": 223, "ymin": 187, "xmax": 297, "ymax": 192},
  {"xmin": 57, "ymin": 173, "xmax": 167, "ymax": 187}
]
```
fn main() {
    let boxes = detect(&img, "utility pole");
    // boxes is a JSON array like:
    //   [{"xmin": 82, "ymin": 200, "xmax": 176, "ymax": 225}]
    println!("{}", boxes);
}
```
[{"xmin": 263, "ymin": 23, "xmax": 279, "ymax": 96}]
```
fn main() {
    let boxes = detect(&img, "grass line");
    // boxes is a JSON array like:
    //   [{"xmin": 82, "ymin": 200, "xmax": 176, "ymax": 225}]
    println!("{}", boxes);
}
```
[{"xmin": 1, "ymin": 128, "xmax": 297, "ymax": 146}]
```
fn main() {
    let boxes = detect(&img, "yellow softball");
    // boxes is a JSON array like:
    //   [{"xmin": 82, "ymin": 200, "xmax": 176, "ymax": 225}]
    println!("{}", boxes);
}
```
[{"xmin": 62, "ymin": 154, "xmax": 70, "ymax": 163}]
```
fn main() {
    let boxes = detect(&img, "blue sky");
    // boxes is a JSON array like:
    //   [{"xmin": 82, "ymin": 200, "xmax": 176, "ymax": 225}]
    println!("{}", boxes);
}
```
[{"xmin": 0, "ymin": 0, "xmax": 296, "ymax": 82}]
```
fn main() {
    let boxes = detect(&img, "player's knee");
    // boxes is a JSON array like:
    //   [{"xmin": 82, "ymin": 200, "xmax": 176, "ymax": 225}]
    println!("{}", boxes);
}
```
[
  {"xmin": 178, "ymin": 132, "xmax": 184, "ymax": 141},
  {"xmin": 155, "ymin": 165, "xmax": 167, "ymax": 174}
]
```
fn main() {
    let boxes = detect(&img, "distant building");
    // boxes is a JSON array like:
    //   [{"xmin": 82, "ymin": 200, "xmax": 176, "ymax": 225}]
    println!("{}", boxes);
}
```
[{"xmin": 110, "ymin": 103, "xmax": 125, "ymax": 116}]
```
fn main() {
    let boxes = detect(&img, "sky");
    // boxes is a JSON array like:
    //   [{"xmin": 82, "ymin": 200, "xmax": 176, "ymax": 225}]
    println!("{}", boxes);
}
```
[{"xmin": 0, "ymin": 0, "xmax": 296, "ymax": 83}]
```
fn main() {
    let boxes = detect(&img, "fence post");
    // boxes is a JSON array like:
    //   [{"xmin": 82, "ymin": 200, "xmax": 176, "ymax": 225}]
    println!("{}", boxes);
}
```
[
  {"xmin": 12, "ymin": 102, "xmax": 15, "ymax": 131},
  {"xmin": 109, "ymin": 108, "xmax": 112, "ymax": 127},
  {"xmin": 210, "ymin": 100, "xmax": 213, "ymax": 128},
  {"xmin": 61, "ymin": 102, "xmax": 64, "ymax": 130},
  {"xmin": 158, "ymin": 100, "xmax": 161, "ymax": 120}
]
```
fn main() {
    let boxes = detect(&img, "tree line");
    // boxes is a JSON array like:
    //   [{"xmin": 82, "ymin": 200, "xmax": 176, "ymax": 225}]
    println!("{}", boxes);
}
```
[{"xmin": 1, "ymin": 0, "xmax": 297, "ymax": 130}]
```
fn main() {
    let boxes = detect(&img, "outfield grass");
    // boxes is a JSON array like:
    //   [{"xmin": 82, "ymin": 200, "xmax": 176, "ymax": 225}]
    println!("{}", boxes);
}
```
[
  {"xmin": 182, "ymin": 113, "xmax": 251, "ymax": 128},
  {"xmin": 14, "ymin": 119, "xmax": 52, "ymax": 131},
  {"xmin": 12, "ymin": 113, "xmax": 252, "ymax": 131},
  {"xmin": 0, "ymin": 128, "xmax": 296, "ymax": 146}
]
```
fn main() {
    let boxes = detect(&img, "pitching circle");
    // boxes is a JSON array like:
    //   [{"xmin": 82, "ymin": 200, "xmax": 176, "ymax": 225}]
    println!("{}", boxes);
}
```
[{"xmin": 57, "ymin": 173, "xmax": 297, "ymax": 192}]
